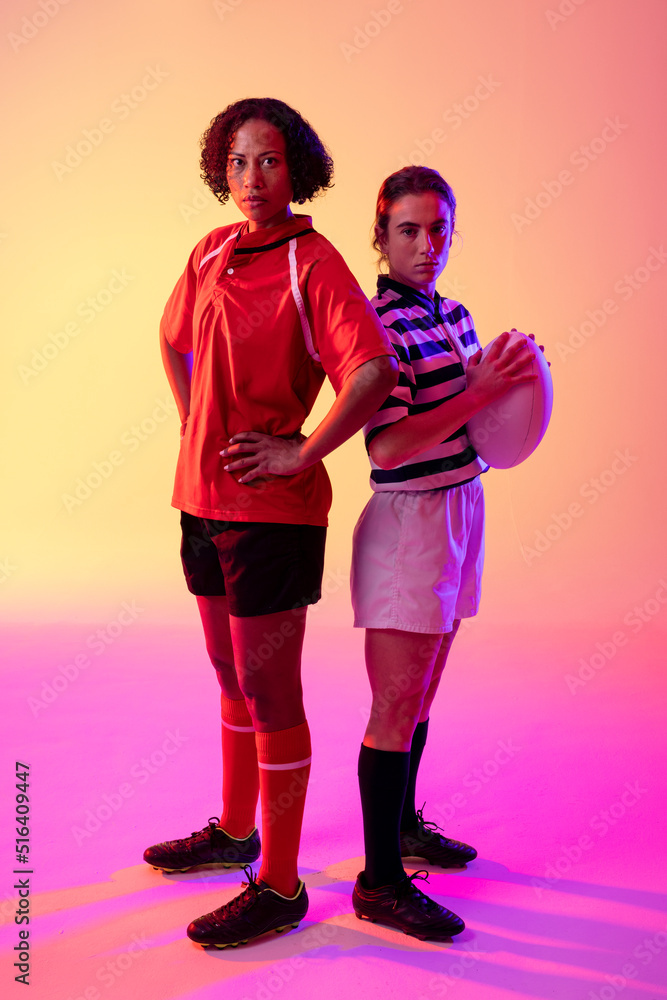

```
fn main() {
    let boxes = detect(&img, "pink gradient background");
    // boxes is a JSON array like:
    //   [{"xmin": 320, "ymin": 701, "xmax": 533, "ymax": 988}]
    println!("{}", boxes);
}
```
[{"xmin": 2, "ymin": 1, "xmax": 666, "ymax": 998}]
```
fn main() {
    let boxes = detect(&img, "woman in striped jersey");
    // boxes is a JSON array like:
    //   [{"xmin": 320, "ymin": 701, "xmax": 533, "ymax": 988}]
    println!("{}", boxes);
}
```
[{"xmin": 351, "ymin": 166, "xmax": 537, "ymax": 940}]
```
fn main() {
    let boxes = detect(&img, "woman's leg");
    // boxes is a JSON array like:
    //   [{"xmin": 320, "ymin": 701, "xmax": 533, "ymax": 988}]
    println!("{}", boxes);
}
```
[
  {"xmin": 229, "ymin": 608, "xmax": 310, "ymax": 898},
  {"xmin": 195, "ymin": 594, "xmax": 243, "ymax": 698},
  {"xmin": 401, "ymin": 620, "xmax": 460, "ymax": 830},
  {"xmin": 359, "ymin": 628, "xmax": 442, "ymax": 887},
  {"xmin": 196, "ymin": 595, "xmax": 259, "ymax": 840},
  {"xmin": 185, "ymin": 522, "xmax": 321, "ymax": 946},
  {"xmin": 353, "ymin": 626, "xmax": 464, "ymax": 938},
  {"xmin": 417, "ymin": 620, "xmax": 460, "ymax": 724},
  {"xmin": 228, "ymin": 608, "xmax": 307, "ymax": 732},
  {"xmin": 364, "ymin": 627, "xmax": 442, "ymax": 751},
  {"xmin": 395, "ymin": 619, "xmax": 477, "ymax": 867},
  {"xmin": 142, "ymin": 594, "xmax": 261, "ymax": 872}
]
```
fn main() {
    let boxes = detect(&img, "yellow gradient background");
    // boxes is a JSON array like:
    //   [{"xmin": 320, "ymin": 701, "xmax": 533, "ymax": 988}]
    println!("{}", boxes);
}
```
[{"xmin": 2, "ymin": 0, "xmax": 666, "ymax": 631}]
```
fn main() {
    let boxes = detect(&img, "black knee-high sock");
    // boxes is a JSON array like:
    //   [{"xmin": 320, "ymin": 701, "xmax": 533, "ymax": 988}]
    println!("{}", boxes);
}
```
[
  {"xmin": 358, "ymin": 744, "xmax": 410, "ymax": 889},
  {"xmin": 400, "ymin": 719, "xmax": 429, "ymax": 831}
]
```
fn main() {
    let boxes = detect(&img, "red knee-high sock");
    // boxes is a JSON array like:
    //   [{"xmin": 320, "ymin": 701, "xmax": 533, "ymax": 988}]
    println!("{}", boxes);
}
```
[
  {"xmin": 219, "ymin": 695, "xmax": 259, "ymax": 840},
  {"xmin": 256, "ymin": 722, "xmax": 311, "ymax": 897}
]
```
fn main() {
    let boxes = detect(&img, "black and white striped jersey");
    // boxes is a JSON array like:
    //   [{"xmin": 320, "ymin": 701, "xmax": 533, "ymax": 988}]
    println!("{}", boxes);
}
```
[{"xmin": 365, "ymin": 276, "xmax": 488, "ymax": 491}]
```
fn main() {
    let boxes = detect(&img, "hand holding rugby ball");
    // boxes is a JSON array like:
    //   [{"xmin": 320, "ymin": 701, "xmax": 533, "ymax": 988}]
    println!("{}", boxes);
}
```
[{"xmin": 466, "ymin": 330, "xmax": 553, "ymax": 469}]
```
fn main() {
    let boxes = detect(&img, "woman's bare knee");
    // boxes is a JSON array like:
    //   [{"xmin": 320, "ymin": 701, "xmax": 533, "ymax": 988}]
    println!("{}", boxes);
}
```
[{"xmin": 365, "ymin": 695, "xmax": 424, "ymax": 751}]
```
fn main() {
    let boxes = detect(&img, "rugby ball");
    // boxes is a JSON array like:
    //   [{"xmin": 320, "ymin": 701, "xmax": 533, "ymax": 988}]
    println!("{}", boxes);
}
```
[{"xmin": 466, "ymin": 331, "xmax": 553, "ymax": 469}]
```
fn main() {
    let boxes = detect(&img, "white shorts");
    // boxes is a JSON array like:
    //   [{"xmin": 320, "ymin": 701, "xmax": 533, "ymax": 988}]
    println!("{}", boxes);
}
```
[{"xmin": 350, "ymin": 478, "xmax": 485, "ymax": 634}]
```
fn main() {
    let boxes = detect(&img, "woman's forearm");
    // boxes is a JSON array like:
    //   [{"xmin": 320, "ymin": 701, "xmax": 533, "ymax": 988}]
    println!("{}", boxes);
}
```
[
  {"xmin": 221, "ymin": 354, "xmax": 398, "ymax": 482},
  {"xmin": 369, "ymin": 387, "xmax": 487, "ymax": 470},
  {"xmin": 298, "ymin": 355, "xmax": 399, "ymax": 469},
  {"xmin": 160, "ymin": 329, "xmax": 192, "ymax": 425},
  {"xmin": 370, "ymin": 332, "xmax": 538, "ymax": 470}
]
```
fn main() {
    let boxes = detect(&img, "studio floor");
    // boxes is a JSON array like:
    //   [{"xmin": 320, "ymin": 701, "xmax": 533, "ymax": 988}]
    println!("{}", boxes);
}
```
[{"xmin": 3, "ymin": 615, "xmax": 666, "ymax": 1000}]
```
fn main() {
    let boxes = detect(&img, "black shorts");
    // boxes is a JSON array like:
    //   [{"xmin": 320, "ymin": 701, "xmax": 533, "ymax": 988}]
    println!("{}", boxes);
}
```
[{"xmin": 179, "ymin": 512, "xmax": 327, "ymax": 618}]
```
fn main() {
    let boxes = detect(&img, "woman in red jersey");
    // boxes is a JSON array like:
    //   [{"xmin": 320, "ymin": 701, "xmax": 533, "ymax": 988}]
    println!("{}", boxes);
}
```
[{"xmin": 144, "ymin": 98, "xmax": 397, "ymax": 949}]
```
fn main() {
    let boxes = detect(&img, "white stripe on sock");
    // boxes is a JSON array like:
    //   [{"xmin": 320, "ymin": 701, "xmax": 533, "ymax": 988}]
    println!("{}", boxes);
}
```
[
  {"xmin": 222, "ymin": 721, "xmax": 255, "ymax": 732},
  {"xmin": 258, "ymin": 756, "xmax": 311, "ymax": 771}
]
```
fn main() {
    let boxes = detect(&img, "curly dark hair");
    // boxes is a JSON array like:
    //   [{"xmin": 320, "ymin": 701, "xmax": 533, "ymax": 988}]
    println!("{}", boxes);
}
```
[
  {"xmin": 200, "ymin": 97, "xmax": 334, "ymax": 205},
  {"xmin": 372, "ymin": 166, "xmax": 457, "ymax": 268}
]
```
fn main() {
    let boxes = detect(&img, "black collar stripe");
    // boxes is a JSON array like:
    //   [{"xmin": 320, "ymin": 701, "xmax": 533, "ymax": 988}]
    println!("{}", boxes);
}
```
[
  {"xmin": 377, "ymin": 275, "xmax": 442, "ymax": 308},
  {"xmin": 234, "ymin": 228, "xmax": 315, "ymax": 256}
]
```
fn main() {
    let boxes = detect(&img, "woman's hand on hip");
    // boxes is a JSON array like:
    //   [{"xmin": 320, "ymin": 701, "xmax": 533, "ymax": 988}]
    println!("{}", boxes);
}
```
[{"xmin": 220, "ymin": 432, "xmax": 307, "ymax": 484}]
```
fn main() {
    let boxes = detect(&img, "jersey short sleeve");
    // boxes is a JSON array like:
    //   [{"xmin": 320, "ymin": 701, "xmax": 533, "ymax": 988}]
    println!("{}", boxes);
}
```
[
  {"xmin": 302, "ymin": 245, "xmax": 394, "ymax": 395},
  {"xmin": 160, "ymin": 247, "xmax": 198, "ymax": 354}
]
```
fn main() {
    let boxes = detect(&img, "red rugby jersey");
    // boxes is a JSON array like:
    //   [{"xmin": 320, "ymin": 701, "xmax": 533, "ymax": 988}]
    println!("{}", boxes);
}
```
[{"xmin": 161, "ymin": 214, "xmax": 393, "ymax": 525}]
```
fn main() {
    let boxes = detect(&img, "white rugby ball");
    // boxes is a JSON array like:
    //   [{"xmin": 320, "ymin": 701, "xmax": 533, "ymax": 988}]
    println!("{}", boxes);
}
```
[{"xmin": 466, "ymin": 331, "xmax": 553, "ymax": 469}]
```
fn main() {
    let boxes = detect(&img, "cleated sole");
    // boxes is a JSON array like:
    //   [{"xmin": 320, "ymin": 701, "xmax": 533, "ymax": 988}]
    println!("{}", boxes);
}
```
[
  {"xmin": 198, "ymin": 923, "xmax": 301, "ymax": 949},
  {"xmin": 354, "ymin": 908, "xmax": 460, "ymax": 940},
  {"xmin": 401, "ymin": 856, "xmax": 468, "ymax": 869},
  {"xmin": 153, "ymin": 861, "xmax": 250, "ymax": 873}
]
